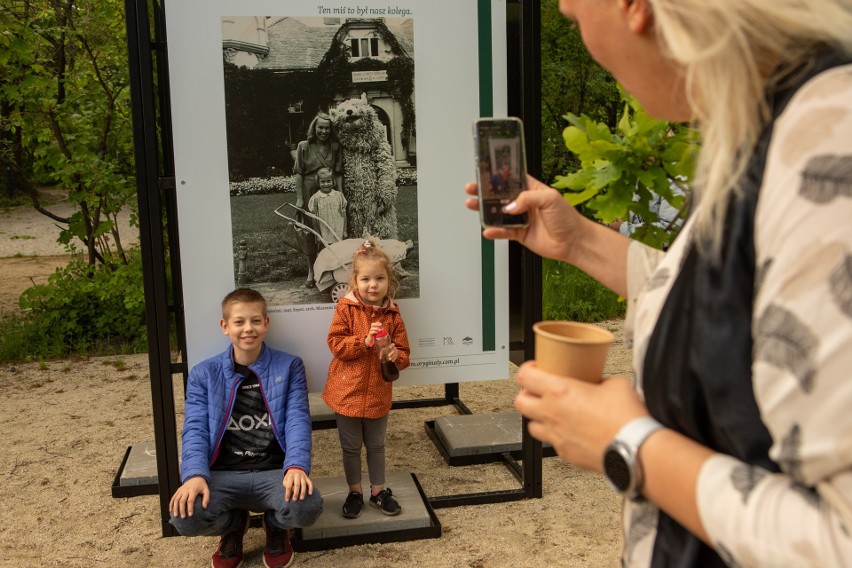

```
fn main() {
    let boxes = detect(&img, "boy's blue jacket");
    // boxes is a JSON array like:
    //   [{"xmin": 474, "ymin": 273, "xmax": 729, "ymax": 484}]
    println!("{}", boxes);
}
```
[{"xmin": 179, "ymin": 343, "xmax": 312, "ymax": 483}]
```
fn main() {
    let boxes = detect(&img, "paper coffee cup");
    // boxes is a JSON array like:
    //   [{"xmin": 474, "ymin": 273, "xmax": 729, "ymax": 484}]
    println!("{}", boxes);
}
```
[{"xmin": 533, "ymin": 321, "xmax": 614, "ymax": 383}]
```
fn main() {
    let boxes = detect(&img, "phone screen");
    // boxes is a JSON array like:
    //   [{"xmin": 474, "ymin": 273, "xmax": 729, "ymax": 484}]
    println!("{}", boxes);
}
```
[{"xmin": 474, "ymin": 117, "xmax": 529, "ymax": 228}]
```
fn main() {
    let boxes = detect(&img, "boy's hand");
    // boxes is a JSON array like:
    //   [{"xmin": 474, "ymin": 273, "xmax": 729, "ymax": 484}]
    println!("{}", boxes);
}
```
[
  {"xmin": 169, "ymin": 476, "xmax": 210, "ymax": 518},
  {"xmin": 283, "ymin": 468, "xmax": 314, "ymax": 502}
]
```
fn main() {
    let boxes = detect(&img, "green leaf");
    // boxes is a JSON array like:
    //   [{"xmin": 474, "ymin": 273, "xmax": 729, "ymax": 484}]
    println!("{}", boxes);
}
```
[
  {"xmin": 563, "ymin": 185, "xmax": 601, "ymax": 206},
  {"xmin": 562, "ymin": 126, "xmax": 592, "ymax": 158},
  {"xmin": 551, "ymin": 84, "xmax": 699, "ymax": 249}
]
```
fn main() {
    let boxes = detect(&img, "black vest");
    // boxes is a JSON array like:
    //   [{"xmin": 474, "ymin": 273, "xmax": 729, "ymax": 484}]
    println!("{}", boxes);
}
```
[{"xmin": 642, "ymin": 49, "xmax": 850, "ymax": 567}]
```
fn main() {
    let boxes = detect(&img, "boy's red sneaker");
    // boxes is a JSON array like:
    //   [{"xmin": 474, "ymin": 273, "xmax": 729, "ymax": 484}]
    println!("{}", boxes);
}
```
[
  {"xmin": 211, "ymin": 510, "xmax": 249, "ymax": 568},
  {"xmin": 262, "ymin": 516, "xmax": 294, "ymax": 568}
]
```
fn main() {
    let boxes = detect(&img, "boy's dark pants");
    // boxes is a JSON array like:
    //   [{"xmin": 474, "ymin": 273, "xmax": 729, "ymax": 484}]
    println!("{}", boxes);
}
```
[{"xmin": 169, "ymin": 469, "xmax": 323, "ymax": 536}]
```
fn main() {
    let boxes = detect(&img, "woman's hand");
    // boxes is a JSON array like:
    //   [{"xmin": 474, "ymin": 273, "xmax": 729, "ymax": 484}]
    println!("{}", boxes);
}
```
[
  {"xmin": 465, "ymin": 175, "xmax": 631, "ymax": 297},
  {"xmin": 294, "ymin": 173, "xmax": 305, "ymax": 209},
  {"xmin": 513, "ymin": 361, "xmax": 649, "ymax": 472},
  {"xmin": 465, "ymin": 176, "xmax": 587, "ymax": 265}
]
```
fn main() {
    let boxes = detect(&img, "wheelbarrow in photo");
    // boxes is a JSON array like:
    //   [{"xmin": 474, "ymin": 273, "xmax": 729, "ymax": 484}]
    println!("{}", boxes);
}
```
[{"xmin": 274, "ymin": 203, "xmax": 413, "ymax": 302}]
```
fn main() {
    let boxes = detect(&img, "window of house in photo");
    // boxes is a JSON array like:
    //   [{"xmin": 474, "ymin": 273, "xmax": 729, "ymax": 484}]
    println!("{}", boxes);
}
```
[{"xmin": 350, "ymin": 36, "xmax": 380, "ymax": 58}]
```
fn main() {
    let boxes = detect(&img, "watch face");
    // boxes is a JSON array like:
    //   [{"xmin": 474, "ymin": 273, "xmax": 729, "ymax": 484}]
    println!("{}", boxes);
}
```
[{"xmin": 604, "ymin": 448, "xmax": 631, "ymax": 492}]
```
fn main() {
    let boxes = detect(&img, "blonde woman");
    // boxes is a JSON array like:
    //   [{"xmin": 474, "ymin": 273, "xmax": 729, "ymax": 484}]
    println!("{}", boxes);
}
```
[{"xmin": 466, "ymin": 1, "xmax": 852, "ymax": 566}]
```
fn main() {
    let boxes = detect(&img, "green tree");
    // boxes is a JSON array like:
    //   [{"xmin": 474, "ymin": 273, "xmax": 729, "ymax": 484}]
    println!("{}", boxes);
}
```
[
  {"xmin": 540, "ymin": 0, "xmax": 620, "ymax": 183},
  {"xmin": 0, "ymin": 0, "xmax": 135, "ymax": 266}
]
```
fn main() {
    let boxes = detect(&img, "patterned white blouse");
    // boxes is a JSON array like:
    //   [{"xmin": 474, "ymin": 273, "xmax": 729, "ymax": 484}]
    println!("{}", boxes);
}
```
[{"xmin": 621, "ymin": 64, "xmax": 852, "ymax": 567}]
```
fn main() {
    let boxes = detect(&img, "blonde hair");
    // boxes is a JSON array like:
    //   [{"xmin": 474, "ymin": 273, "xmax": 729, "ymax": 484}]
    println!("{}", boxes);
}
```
[
  {"xmin": 349, "ymin": 238, "xmax": 400, "ymax": 299},
  {"xmin": 650, "ymin": 0, "xmax": 852, "ymax": 257},
  {"xmin": 221, "ymin": 288, "xmax": 267, "ymax": 319}
]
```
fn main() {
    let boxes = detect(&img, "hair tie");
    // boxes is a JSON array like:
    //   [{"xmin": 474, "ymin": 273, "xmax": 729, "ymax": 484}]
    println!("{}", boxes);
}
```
[{"xmin": 356, "ymin": 240, "xmax": 372, "ymax": 254}]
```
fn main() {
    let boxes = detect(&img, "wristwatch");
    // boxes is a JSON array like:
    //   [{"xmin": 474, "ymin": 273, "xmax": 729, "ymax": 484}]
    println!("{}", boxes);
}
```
[{"xmin": 603, "ymin": 416, "xmax": 664, "ymax": 500}]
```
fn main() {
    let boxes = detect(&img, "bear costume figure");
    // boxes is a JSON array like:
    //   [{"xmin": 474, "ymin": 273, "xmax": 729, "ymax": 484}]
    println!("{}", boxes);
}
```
[{"xmin": 330, "ymin": 95, "xmax": 399, "ymax": 240}]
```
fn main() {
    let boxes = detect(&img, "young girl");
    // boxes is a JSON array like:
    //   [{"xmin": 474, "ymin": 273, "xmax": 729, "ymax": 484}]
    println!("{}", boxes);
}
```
[
  {"xmin": 322, "ymin": 238, "xmax": 410, "ymax": 518},
  {"xmin": 307, "ymin": 167, "xmax": 347, "ymax": 245}
]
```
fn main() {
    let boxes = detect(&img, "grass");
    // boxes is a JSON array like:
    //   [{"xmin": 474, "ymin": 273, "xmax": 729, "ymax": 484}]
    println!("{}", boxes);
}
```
[
  {"xmin": 542, "ymin": 258, "xmax": 626, "ymax": 322},
  {"xmin": 103, "ymin": 359, "xmax": 127, "ymax": 371},
  {"xmin": 0, "ymin": 310, "xmax": 141, "ymax": 362}
]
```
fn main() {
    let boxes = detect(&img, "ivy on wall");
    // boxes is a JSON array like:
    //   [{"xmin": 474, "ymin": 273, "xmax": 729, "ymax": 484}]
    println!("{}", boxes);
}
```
[{"xmin": 315, "ymin": 20, "xmax": 416, "ymax": 152}]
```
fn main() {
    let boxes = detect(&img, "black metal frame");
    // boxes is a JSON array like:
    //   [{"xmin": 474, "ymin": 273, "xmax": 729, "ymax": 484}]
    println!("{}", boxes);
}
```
[
  {"xmin": 124, "ymin": 0, "xmax": 542, "ymax": 538},
  {"xmin": 125, "ymin": 0, "xmax": 185, "ymax": 537}
]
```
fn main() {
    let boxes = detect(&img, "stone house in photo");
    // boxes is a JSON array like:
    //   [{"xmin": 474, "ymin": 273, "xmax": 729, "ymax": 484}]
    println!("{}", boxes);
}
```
[{"xmin": 222, "ymin": 16, "xmax": 416, "ymax": 168}]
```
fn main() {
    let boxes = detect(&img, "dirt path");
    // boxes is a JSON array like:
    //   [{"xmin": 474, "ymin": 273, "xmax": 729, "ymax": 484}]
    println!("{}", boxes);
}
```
[
  {"xmin": 0, "ymin": 255, "xmax": 70, "ymax": 314},
  {"xmin": 0, "ymin": 190, "xmax": 136, "ymax": 314}
]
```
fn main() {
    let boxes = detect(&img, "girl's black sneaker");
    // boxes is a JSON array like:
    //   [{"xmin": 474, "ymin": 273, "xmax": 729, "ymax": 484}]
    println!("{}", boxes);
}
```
[
  {"xmin": 369, "ymin": 488, "xmax": 401, "ymax": 516},
  {"xmin": 342, "ymin": 491, "xmax": 363, "ymax": 519}
]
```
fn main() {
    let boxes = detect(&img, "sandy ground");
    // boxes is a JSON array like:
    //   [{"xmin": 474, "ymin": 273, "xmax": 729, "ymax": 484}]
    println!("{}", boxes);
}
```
[{"xmin": 0, "ymin": 201, "xmax": 626, "ymax": 567}]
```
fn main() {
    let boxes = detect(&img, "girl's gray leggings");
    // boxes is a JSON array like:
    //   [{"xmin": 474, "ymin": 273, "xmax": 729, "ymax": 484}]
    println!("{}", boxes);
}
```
[{"xmin": 334, "ymin": 412, "xmax": 389, "ymax": 489}]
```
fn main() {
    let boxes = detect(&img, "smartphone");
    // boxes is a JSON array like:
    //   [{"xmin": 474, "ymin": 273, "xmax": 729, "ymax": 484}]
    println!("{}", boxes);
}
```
[{"xmin": 473, "ymin": 117, "xmax": 529, "ymax": 228}]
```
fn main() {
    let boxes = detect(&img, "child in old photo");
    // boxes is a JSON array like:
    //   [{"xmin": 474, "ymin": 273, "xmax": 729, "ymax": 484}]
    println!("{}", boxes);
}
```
[{"xmin": 308, "ymin": 166, "xmax": 347, "ymax": 245}]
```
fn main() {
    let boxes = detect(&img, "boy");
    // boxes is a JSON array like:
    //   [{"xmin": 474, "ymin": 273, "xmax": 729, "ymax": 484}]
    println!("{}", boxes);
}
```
[
  {"xmin": 169, "ymin": 288, "xmax": 322, "ymax": 568},
  {"xmin": 307, "ymin": 167, "xmax": 347, "ymax": 244}
]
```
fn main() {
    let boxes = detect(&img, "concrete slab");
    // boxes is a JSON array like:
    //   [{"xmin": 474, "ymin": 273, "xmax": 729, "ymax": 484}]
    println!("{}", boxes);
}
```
[
  {"xmin": 309, "ymin": 392, "xmax": 336, "ymax": 424},
  {"xmin": 119, "ymin": 442, "xmax": 159, "ymax": 486},
  {"xmin": 301, "ymin": 471, "xmax": 434, "ymax": 542},
  {"xmin": 434, "ymin": 411, "xmax": 547, "ymax": 457}
]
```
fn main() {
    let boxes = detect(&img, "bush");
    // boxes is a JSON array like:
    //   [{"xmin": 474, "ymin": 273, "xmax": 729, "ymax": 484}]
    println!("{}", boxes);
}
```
[
  {"xmin": 229, "ymin": 176, "xmax": 297, "ymax": 197},
  {"xmin": 229, "ymin": 169, "xmax": 417, "ymax": 198},
  {"xmin": 396, "ymin": 167, "xmax": 417, "ymax": 186},
  {"xmin": 0, "ymin": 251, "xmax": 148, "ymax": 360},
  {"xmin": 542, "ymin": 258, "xmax": 625, "ymax": 322}
]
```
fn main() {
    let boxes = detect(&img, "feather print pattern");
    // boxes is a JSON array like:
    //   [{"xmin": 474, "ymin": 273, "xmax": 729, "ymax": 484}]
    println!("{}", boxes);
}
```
[
  {"xmin": 778, "ymin": 424, "xmax": 804, "ymax": 482},
  {"xmin": 730, "ymin": 464, "xmax": 770, "ymax": 504},
  {"xmin": 799, "ymin": 155, "xmax": 852, "ymax": 203},
  {"xmin": 624, "ymin": 501, "xmax": 657, "ymax": 564},
  {"xmin": 829, "ymin": 254, "xmax": 852, "ymax": 318},
  {"xmin": 646, "ymin": 267, "xmax": 671, "ymax": 293},
  {"xmin": 789, "ymin": 481, "xmax": 820, "ymax": 508},
  {"xmin": 754, "ymin": 305, "xmax": 818, "ymax": 392}
]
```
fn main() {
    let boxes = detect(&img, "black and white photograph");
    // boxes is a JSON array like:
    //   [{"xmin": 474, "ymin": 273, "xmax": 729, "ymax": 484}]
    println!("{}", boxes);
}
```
[
  {"xmin": 168, "ymin": 1, "xmax": 506, "ymax": 385},
  {"xmin": 221, "ymin": 15, "xmax": 420, "ymax": 306}
]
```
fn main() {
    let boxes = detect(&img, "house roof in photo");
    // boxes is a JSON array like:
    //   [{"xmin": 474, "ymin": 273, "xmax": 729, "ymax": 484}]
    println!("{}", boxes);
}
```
[
  {"xmin": 255, "ymin": 17, "xmax": 414, "ymax": 72},
  {"xmin": 255, "ymin": 17, "xmax": 339, "ymax": 71}
]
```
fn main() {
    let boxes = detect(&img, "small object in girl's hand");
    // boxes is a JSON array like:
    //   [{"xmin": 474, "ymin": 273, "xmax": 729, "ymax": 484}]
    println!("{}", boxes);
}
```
[
  {"xmin": 381, "ymin": 360, "xmax": 400, "ymax": 382},
  {"xmin": 374, "ymin": 328, "xmax": 400, "ymax": 382}
]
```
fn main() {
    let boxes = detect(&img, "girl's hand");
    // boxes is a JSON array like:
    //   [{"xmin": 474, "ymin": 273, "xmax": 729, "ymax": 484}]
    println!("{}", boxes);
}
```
[
  {"xmin": 464, "ymin": 176, "xmax": 586, "ymax": 265},
  {"xmin": 385, "ymin": 343, "xmax": 398, "ymax": 362},
  {"xmin": 365, "ymin": 321, "xmax": 383, "ymax": 347},
  {"xmin": 513, "ymin": 361, "xmax": 649, "ymax": 472}
]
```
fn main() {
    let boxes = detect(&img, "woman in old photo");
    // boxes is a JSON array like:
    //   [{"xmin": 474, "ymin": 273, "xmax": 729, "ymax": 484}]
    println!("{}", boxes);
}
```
[{"xmin": 293, "ymin": 111, "xmax": 344, "ymax": 287}]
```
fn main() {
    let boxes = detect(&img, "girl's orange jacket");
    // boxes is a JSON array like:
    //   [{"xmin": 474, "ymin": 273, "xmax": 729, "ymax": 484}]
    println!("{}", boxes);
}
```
[{"xmin": 322, "ymin": 291, "xmax": 411, "ymax": 418}]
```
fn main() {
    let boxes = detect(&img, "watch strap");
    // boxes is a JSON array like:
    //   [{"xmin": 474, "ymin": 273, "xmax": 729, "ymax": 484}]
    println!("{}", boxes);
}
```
[
  {"xmin": 604, "ymin": 416, "xmax": 664, "ymax": 499},
  {"xmin": 614, "ymin": 416, "xmax": 664, "ymax": 449}
]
